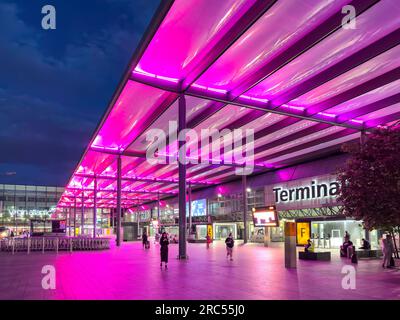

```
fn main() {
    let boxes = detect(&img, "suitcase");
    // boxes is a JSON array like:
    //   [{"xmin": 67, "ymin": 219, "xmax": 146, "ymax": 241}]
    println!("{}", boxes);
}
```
[{"xmin": 390, "ymin": 256, "xmax": 395, "ymax": 267}]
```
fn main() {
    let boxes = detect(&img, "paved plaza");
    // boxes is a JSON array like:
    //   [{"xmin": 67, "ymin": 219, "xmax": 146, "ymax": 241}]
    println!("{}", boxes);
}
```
[{"xmin": 0, "ymin": 239, "xmax": 399, "ymax": 300}]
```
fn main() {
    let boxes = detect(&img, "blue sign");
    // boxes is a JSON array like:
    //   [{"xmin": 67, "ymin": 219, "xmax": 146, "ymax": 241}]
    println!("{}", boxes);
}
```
[{"xmin": 186, "ymin": 199, "xmax": 207, "ymax": 217}]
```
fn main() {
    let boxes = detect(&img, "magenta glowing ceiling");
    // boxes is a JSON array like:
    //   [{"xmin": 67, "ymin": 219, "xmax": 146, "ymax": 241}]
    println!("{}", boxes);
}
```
[{"xmin": 58, "ymin": 0, "xmax": 400, "ymax": 210}]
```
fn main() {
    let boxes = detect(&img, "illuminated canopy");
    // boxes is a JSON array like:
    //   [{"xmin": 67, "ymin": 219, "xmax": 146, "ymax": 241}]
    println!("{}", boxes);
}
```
[{"xmin": 57, "ymin": 0, "xmax": 400, "ymax": 210}]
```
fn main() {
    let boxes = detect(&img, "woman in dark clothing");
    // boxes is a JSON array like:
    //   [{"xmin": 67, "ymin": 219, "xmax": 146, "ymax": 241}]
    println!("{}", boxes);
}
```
[
  {"xmin": 142, "ymin": 231, "xmax": 148, "ymax": 249},
  {"xmin": 160, "ymin": 232, "xmax": 169, "ymax": 269}
]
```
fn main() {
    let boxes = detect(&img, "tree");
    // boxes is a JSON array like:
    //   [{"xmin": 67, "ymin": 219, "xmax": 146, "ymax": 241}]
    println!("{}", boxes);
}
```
[{"xmin": 337, "ymin": 126, "xmax": 400, "ymax": 231}]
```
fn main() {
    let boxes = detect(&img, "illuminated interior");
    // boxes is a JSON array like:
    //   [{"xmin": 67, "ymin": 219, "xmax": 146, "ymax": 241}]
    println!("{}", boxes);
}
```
[{"xmin": 57, "ymin": 0, "xmax": 400, "ymax": 211}]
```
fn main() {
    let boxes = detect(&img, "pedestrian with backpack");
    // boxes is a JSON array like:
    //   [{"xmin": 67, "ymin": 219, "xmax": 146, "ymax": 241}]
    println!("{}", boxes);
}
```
[{"xmin": 225, "ymin": 233, "xmax": 234, "ymax": 261}]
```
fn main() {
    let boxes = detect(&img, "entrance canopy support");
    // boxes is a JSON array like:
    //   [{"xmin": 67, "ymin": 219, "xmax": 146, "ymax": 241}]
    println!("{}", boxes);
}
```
[
  {"xmin": 73, "ymin": 197, "xmax": 77, "ymax": 237},
  {"xmin": 178, "ymin": 94, "xmax": 188, "ymax": 259},
  {"xmin": 116, "ymin": 155, "xmax": 122, "ymax": 246},
  {"xmin": 242, "ymin": 175, "xmax": 248, "ymax": 244},
  {"xmin": 93, "ymin": 176, "xmax": 97, "ymax": 238},
  {"xmin": 81, "ymin": 191, "xmax": 84, "ymax": 235}
]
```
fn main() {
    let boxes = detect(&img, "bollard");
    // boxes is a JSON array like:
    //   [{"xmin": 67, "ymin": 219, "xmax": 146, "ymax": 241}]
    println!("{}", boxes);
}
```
[
  {"xmin": 70, "ymin": 238, "xmax": 73, "ymax": 253},
  {"xmin": 27, "ymin": 238, "xmax": 31, "ymax": 255},
  {"xmin": 42, "ymin": 237, "xmax": 45, "ymax": 254},
  {"xmin": 12, "ymin": 239, "xmax": 15, "ymax": 255},
  {"xmin": 56, "ymin": 238, "xmax": 59, "ymax": 254},
  {"xmin": 284, "ymin": 222, "xmax": 297, "ymax": 269}
]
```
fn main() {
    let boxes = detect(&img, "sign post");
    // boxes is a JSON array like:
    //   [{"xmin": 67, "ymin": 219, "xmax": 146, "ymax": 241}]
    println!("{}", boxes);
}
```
[
  {"xmin": 264, "ymin": 227, "xmax": 271, "ymax": 247},
  {"xmin": 252, "ymin": 206, "xmax": 278, "ymax": 247},
  {"xmin": 285, "ymin": 222, "xmax": 297, "ymax": 269}
]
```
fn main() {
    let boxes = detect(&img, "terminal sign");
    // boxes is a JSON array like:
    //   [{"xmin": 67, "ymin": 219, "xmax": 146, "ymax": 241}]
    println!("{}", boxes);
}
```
[
  {"xmin": 273, "ymin": 180, "xmax": 339, "ymax": 203},
  {"xmin": 252, "ymin": 206, "xmax": 278, "ymax": 227}
]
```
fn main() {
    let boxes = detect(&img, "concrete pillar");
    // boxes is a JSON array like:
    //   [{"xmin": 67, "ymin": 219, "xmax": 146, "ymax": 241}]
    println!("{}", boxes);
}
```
[{"xmin": 284, "ymin": 222, "xmax": 297, "ymax": 269}]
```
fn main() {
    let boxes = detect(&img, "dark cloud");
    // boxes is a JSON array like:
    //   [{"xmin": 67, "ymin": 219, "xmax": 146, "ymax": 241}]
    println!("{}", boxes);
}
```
[{"xmin": 0, "ymin": 0, "xmax": 160, "ymax": 185}]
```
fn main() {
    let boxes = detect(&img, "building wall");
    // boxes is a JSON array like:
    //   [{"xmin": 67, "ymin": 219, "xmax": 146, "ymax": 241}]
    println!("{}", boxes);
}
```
[{"xmin": 0, "ymin": 184, "xmax": 64, "ymax": 227}]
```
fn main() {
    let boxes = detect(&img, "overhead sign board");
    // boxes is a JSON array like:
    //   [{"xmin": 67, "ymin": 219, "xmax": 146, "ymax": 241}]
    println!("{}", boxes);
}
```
[{"xmin": 252, "ymin": 206, "xmax": 279, "ymax": 227}]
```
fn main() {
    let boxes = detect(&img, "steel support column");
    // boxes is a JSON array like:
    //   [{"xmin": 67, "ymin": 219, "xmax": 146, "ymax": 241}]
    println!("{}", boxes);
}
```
[
  {"xmin": 178, "ymin": 95, "xmax": 187, "ymax": 259},
  {"xmin": 188, "ymin": 182, "xmax": 192, "ymax": 235},
  {"xmin": 116, "ymin": 155, "xmax": 122, "ymax": 246},
  {"xmin": 242, "ymin": 175, "xmax": 248, "ymax": 244},
  {"xmin": 157, "ymin": 192, "xmax": 160, "ymax": 232},
  {"xmin": 81, "ymin": 191, "xmax": 84, "ymax": 235},
  {"xmin": 73, "ymin": 197, "xmax": 77, "ymax": 237},
  {"xmin": 93, "ymin": 176, "xmax": 97, "ymax": 238}
]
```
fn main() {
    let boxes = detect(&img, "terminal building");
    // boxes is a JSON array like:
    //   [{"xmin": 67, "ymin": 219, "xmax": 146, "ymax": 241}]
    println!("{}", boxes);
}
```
[
  {"xmin": 0, "ymin": 184, "xmax": 64, "ymax": 234},
  {"xmin": 55, "ymin": 0, "xmax": 399, "ymax": 258}
]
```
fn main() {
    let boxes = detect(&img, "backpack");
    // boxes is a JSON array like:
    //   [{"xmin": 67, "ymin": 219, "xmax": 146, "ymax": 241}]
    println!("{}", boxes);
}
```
[{"xmin": 226, "ymin": 238, "xmax": 234, "ymax": 248}]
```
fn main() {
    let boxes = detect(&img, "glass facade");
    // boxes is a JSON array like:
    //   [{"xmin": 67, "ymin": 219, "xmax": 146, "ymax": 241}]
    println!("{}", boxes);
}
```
[{"xmin": 0, "ymin": 184, "xmax": 64, "ymax": 234}]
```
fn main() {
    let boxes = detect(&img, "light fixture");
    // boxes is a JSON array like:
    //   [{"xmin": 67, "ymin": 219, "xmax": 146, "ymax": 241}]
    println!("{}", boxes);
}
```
[{"xmin": 246, "ymin": 188, "xmax": 251, "ymax": 192}]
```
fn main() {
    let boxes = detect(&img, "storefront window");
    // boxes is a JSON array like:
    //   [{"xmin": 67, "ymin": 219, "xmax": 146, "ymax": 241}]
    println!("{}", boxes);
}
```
[{"xmin": 310, "ymin": 220, "xmax": 375, "ymax": 249}]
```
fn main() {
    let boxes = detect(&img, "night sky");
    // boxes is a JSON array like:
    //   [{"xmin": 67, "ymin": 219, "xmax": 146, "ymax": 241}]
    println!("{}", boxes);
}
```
[{"xmin": 0, "ymin": 0, "xmax": 160, "ymax": 186}]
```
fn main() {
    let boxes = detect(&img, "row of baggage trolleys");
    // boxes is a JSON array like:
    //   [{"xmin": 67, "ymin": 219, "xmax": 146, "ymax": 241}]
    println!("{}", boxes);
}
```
[{"xmin": 0, "ymin": 237, "xmax": 111, "ymax": 254}]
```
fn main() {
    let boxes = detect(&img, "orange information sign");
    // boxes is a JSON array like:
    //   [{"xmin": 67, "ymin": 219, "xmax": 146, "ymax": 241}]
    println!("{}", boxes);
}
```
[
  {"xmin": 296, "ymin": 222, "xmax": 310, "ymax": 245},
  {"xmin": 284, "ymin": 222, "xmax": 296, "ymax": 237}
]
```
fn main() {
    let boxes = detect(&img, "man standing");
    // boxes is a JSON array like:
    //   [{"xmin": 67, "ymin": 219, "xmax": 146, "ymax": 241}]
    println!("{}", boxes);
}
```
[{"xmin": 382, "ymin": 234, "xmax": 394, "ymax": 268}]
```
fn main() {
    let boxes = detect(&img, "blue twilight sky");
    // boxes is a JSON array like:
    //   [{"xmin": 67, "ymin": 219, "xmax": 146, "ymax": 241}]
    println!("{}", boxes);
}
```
[{"xmin": 0, "ymin": 0, "xmax": 160, "ymax": 186}]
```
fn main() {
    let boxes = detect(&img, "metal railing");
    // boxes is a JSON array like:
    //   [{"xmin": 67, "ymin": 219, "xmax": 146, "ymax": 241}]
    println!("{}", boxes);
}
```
[{"xmin": 0, "ymin": 237, "xmax": 111, "ymax": 254}]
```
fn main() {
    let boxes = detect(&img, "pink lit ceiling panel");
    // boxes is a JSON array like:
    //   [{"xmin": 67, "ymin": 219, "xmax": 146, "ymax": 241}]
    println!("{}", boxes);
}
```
[
  {"xmin": 195, "ymin": 0, "xmax": 349, "ymax": 93},
  {"xmin": 354, "ymin": 103, "xmax": 400, "ymax": 122},
  {"xmin": 244, "ymin": 0, "xmax": 400, "ymax": 102},
  {"xmin": 268, "ymin": 132, "xmax": 360, "ymax": 165},
  {"xmin": 325, "ymin": 79, "xmax": 400, "ymax": 115},
  {"xmin": 253, "ymin": 126, "xmax": 345, "ymax": 161},
  {"xmin": 134, "ymin": 0, "xmax": 257, "ymax": 85},
  {"xmin": 91, "ymin": 80, "xmax": 177, "ymax": 151},
  {"xmin": 126, "ymin": 96, "xmax": 213, "ymax": 152},
  {"xmin": 290, "ymin": 45, "xmax": 400, "ymax": 107}
]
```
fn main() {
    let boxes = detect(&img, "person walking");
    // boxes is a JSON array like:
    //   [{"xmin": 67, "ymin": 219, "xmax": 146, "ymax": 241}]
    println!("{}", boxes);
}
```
[
  {"xmin": 142, "ymin": 231, "xmax": 148, "ymax": 249},
  {"xmin": 225, "ymin": 233, "xmax": 234, "ymax": 261},
  {"xmin": 206, "ymin": 234, "xmax": 211, "ymax": 249},
  {"xmin": 382, "ymin": 234, "xmax": 394, "ymax": 268},
  {"xmin": 160, "ymin": 232, "xmax": 169, "ymax": 269},
  {"xmin": 154, "ymin": 232, "xmax": 160, "ymax": 244},
  {"xmin": 344, "ymin": 231, "xmax": 350, "ymax": 242}
]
